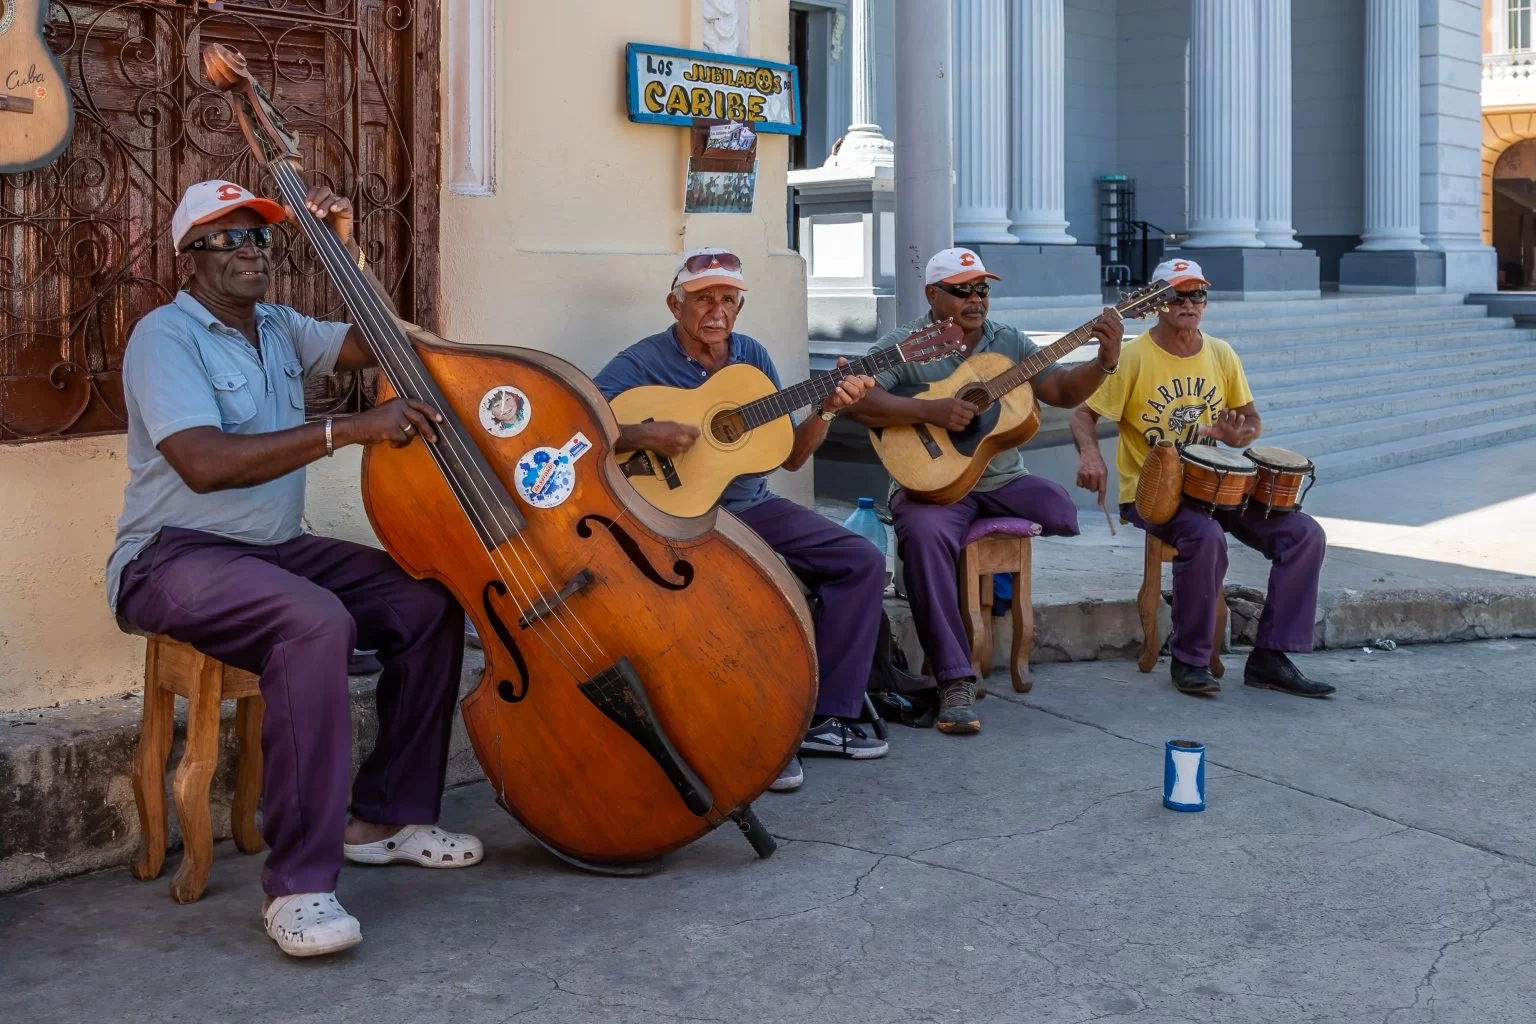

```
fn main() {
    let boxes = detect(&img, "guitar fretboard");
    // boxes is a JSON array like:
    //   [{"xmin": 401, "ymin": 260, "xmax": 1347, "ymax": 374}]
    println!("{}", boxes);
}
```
[
  {"xmin": 738, "ymin": 344, "xmax": 914, "ymax": 430},
  {"xmin": 981, "ymin": 292, "xmax": 1154, "ymax": 400}
]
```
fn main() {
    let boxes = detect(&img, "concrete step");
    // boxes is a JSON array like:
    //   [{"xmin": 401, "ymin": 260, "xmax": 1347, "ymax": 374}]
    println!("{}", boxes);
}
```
[
  {"xmin": 1241, "ymin": 341, "xmax": 1536, "ymax": 387},
  {"xmin": 1220, "ymin": 313, "xmax": 1517, "ymax": 343},
  {"xmin": 1270, "ymin": 393, "xmax": 1536, "ymax": 459},
  {"xmin": 1259, "ymin": 358, "xmax": 1536, "ymax": 412},
  {"xmin": 1306, "ymin": 413, "xmax": 1536, "ymax": 481},
  {"xmin": 1259, "ymin": 372, "xmax": 1536, "ymax": 435},
  {"xmin": 990, "ymin": 293, "xmax": 1477, "ymax": 332},
  {"xmin": 1236, "ymin": 332, "xmax": 1536, "ymax": 371}
]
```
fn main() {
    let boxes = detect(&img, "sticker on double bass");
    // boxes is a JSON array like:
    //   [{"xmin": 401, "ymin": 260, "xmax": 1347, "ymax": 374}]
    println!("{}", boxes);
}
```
[
  {"xmin": 514, "ymin": 446, "xmax": 577, "ymax": 509},
  {"xmin": 561, "ymin": 431, "xmax": 593, "ymax": 463},
  {"xmin": 478, "ymin": 385, "xmax": 531, "ymax": 439}
]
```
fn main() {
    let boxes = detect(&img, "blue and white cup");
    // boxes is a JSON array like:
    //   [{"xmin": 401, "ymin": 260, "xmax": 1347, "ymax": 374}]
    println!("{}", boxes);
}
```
[{"xmin": 1163, "ymin": 739, "xmax": 1206, "ymax": 812}]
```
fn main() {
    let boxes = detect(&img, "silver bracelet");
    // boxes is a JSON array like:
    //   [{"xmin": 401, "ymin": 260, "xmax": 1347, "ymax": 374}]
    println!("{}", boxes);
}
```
[{"xmin": 324, "ymin": 416, "xmax": 334, "ymax": 457}]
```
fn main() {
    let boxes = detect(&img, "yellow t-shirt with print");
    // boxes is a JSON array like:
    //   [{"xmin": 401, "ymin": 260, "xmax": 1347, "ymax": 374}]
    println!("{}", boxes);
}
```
[{"xmin": 1085, "ymin": 331, "xmax": 1255, "ymax": 506}]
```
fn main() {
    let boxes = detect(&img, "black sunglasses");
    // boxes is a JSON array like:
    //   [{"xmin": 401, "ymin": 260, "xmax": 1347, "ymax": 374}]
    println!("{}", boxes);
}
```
[
  {"xmin": 1170, "ymin": 289, "xmax": 1208, "ymax": 305},
  {"xmin": 186, "ymin": 226, "xmax": 274, "ymax": 254},
  {"xmin": 936, "ymin": 281, "xmax": 991, "ymax": 299}
]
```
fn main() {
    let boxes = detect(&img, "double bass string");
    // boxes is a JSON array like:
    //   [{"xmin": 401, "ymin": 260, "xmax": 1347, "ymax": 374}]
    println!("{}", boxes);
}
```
[
  {"xmin": 268, "ymin": 162, "xmax": 612, "ymax": 680},
  {"xmin": 268, "ymin": 164, "xmax": 601, "ymax": 676}
]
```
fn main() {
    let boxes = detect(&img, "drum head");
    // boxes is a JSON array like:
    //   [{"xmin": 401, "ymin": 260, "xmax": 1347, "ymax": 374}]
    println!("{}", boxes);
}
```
[
  {"xmin": 1246, "ymin": 446, "xmax": 1312, "ymax": 470},
  {"xmin": 1181, "ymin": 445, "xmax": 1255, "ymax": 472}
]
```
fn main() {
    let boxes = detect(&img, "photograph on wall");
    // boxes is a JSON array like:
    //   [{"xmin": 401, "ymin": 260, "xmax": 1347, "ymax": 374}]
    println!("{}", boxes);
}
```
[
  {"xmin": 706, "ymin": 120, "xmax": 757, "ymax": 152},
  {"xmin": 684, "ymin": 163, "xmax": 757, "ymax": 214}
]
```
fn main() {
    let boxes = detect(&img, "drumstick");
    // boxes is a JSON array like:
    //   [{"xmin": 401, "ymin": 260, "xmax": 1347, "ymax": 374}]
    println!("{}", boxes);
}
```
[{"xmin": 1097, "ymin": 486, "xmax": 1116, "ymax": 536}]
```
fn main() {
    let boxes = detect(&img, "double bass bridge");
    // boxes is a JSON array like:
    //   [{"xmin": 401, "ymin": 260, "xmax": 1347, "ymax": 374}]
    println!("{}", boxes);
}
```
[{"xmin": 578, "ymin": 658, "xmax": 714, "ymax": 817}]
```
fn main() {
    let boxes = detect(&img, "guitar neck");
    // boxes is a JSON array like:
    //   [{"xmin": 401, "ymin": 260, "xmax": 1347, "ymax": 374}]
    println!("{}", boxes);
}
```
[
  {"xmin": 982, "ymin": 321, "xmax": 1100, "ymax": 401},
  {"xmin": 738, "ymin": 344, "xmax": 910, "ymax": 430}
]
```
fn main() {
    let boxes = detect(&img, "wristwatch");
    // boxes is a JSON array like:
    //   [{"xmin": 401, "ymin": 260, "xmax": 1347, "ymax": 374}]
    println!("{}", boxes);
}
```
[{"xmin": 818, "ymin": 408, "xmax": 838, "ymax": 422}]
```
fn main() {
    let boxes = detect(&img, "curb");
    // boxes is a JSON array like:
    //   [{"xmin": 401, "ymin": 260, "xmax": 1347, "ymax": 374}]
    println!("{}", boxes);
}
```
[{"xmin": 5, "ymin": 584, "xmax": 1536, "ymax": 895}]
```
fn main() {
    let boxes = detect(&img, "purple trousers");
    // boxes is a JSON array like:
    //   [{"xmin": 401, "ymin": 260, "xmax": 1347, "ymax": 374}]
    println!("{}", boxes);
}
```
[
  {"xmin": 891, "ymin": 475, "xmax": 1081, "ymax": 682},
  {"xmin": 734, "ymin": 496, "xmax": 885, "ymax": 719},
  {"xmin": 116, "ymin": 527, "xmax": 465, "ymax": 898},
  {"xmin": 1120, "ymin": 502, "xmax": 1325, "ymax": 665}
]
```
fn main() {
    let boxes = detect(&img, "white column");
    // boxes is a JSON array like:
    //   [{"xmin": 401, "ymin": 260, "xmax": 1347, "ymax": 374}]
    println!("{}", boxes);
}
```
[
  {"xmin": 1185, "ymin": 0, "xmax": 1261, "ymax": 248},
  {"xmin": 895, "ymin": 0, "xmax": 955, "ymax": 322},
  {"xmin": 1358, "ymin": 0, "xmax": 1425, "ymax": 250},
  {"xmin": 1008, "ymin": 0, "xmax": 1074, "ymax": 244},
  {"xmin": 1255, "ymin": 0, "xmax": 1298, "ymax": 247},
  {"xmin": 828, "ymin": 0, "xmax": 893, "ymax": 169},
  {"xmin": 444, "ymin": 0, "xmax": 495, "ymax": 196},
  {"xmin": 951, "ymin": 0, "xmax": 1014, "ymax": 244}
]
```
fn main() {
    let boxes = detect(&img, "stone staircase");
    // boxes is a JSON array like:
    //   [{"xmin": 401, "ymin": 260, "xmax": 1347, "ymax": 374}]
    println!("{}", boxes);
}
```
[{"xmin": 927, "ymin": 293, "xmax": 1536, "ymax": 483}]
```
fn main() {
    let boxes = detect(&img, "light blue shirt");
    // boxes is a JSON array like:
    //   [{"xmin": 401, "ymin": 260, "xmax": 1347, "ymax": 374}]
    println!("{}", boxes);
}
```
[
  {"xmin": 594, "ymin": 326, "xmax": 789, "ymax": 514},
  {"xmin": 105, "ymin": 292, "xmax": 350, "ymax": 609}
]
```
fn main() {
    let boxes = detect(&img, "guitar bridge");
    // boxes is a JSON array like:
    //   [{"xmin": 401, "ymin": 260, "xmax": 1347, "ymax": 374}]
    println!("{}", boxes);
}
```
[
  {"xmin": 913, "ymin": 424, "xmax": 944, "ymax": 459},
  {"xmin": 0, "ymin": 96, "xmax": 36, "ymax": 114}
]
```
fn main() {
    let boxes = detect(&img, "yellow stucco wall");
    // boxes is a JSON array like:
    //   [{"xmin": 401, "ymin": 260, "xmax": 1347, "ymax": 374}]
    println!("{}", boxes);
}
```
[{"xmin": 1, "ymin": 0, "xmax": 806, "ymax": 713}]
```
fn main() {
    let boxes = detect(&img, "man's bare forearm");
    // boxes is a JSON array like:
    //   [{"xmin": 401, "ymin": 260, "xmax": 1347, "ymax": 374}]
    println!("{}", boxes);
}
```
[
  {"xmin": 1070, "ymin": 406, "xmax": 1104, "ymax": 460},
  {"xmin": 160, "ymin": 420, "xmax": 355, "ymax": 494},
  {"xmin": 844, "ymin": 388, "xmax": 934, "ymax": 428}
]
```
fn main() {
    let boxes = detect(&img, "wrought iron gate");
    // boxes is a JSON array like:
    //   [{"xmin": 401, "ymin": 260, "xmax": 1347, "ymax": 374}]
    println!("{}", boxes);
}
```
[{"xmin": 0, "ymin": 0, "xmax": 439, "ymax": 442}]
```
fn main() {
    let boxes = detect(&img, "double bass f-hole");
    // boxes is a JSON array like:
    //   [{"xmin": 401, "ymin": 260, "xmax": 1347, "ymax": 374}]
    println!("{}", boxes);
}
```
[
  {"xmin": 576, "ymin": 514, "xmax": 694, "ymax": 591},
  {"xmin": 481, "ymin": 580, "xmax": 532, "ymax": 704}
]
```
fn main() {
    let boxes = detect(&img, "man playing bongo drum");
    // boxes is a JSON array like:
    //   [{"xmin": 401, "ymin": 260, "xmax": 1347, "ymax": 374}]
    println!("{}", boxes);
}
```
[{"xmin": 1068, "ymin": 259, "xmax": 1335, "ymax": 699}]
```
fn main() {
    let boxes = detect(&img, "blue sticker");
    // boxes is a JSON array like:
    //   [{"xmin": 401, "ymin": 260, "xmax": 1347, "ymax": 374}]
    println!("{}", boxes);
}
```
[{"xmin": 514, "ymin": 446, "xmax": 576, "ymax": 509}]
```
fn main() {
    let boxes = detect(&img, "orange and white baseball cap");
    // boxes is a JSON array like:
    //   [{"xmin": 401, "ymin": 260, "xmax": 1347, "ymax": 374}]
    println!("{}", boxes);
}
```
[
  {"xmin": 925, "ymin": 247, "xmax": 1002, "ymax": 286},
  {"xmin": 672, "ymin": 247, "xmax": 749, "ymax": 293},
  {"xmin": 172, "ymin": 180, "xmax": 286, "ymax": 252},
  {"xmin": 1152, "ymin": 257, "xmax": 1210, "ymax": 289}
]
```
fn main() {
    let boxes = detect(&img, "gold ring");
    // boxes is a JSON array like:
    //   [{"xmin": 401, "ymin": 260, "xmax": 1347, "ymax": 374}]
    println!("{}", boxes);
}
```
[{"xmin": 402, "ymin": 423, "xmax": 413, "ymax": 434}]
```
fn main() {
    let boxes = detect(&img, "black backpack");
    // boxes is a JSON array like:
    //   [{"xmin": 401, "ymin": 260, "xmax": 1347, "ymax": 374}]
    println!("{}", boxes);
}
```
[{"xmin": 866, "ymin": 610, "xmax": 939, "ymax": 729}]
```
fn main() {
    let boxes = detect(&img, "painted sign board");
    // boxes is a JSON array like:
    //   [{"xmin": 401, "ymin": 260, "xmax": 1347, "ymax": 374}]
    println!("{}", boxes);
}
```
[{"xmin": 625, "ymin": 43, "xmax": 801, "ymax": 136}]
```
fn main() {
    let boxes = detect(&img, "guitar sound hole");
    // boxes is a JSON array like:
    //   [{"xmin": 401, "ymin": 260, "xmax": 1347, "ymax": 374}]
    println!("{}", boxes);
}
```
[
  {"xmin": 958, "ymin": 385, "xmax": 992, "ymax": 412},
  {"xmin": 710, "ymin": 409, "xmax": 748, "ymax": 444}
]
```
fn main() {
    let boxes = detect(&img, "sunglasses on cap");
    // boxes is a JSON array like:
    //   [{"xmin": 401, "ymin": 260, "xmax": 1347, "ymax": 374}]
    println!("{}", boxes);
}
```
[
  {"xmin": 679, "ymin": 251, "xmax": 743, "ymax": 275},
  {"xmin": 935, "ymin": 281, "xmax": 990, "ymax": 299},
  {"xmin": 185, "ymin": 226, "xmax": 274, "ymax": 254},
  {"xmin": 1170, "ymin": 289, "xmax": 1208, "ymax": 305}
]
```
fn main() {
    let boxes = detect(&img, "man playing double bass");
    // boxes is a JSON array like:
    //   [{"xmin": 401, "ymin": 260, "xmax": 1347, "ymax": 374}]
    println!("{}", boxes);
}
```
[{"xmin": 108, "ymin": 180, "xmax": 480, "ymax": 958}]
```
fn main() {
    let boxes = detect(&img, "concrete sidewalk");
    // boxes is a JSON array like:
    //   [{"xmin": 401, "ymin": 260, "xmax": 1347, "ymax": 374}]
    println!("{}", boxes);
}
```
[{"xmin": 6, "ymin": 641, "xmax": 1536, "ymax": 1023}]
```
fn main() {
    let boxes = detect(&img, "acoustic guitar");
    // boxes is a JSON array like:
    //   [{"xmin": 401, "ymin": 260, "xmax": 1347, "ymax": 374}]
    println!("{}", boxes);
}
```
[
  {"xmin": 870, "ymin": 280, "xmax": 1175, "ymax": 504},
  {"xmin": 611, "ymin": 320, "xmax": 964, "ymax": 518},
  {"xmin": 0, "ymin": 0, "xmax": 74, "ymax": 174}
]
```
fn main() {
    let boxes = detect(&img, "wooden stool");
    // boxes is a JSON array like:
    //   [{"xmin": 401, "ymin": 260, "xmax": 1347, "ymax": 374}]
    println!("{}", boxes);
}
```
[
  {"xmin": 957, "ymin": 517, "xmax": 1040, "ymax": 695},
  {"xmin": 131, "ymin": 634, "xmax": 265, "ymax": 903},
  {"xmin": 1136, "ymin": 534, "xmax": 1228, "ymax": 677}
]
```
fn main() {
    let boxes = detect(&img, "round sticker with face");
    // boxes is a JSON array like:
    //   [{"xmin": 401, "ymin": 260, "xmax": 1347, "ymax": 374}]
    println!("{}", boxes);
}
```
[
  {"xmin": 514, "ymin": 446, "xmax": 576, "ymax": 509},
  {"xmin": 479, "ymin": 385, "xmax": 531, "ymax": 439}
]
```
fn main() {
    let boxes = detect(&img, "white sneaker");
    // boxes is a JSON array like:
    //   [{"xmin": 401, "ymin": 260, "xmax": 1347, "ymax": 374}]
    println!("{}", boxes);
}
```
[
  {"xmin": 263, "ymin": 892, "xmax": 361, "ymax": 957},
  {"xmin": 770, "ymin": 758, "xmax": 804, "ymax": 792}
]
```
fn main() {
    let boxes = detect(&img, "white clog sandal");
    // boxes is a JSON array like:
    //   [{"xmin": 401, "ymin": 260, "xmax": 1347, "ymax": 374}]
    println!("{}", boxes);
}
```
[
  {"xmin": 263, "ymin": 893, "xmax": 361, "ymax": 957},
  {"xmin": 343, "ymin": 825, "xmax": 484, "ymax": 868}
]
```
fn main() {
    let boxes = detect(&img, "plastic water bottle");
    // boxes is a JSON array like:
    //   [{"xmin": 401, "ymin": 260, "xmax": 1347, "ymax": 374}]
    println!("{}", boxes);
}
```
[{"xmin": 843, "ymin": 497, "xmax": 893, "ymax": 589}]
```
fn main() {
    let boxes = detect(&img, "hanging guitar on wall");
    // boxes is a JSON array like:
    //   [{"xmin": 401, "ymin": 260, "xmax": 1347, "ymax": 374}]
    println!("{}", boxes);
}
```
[{"xmin": 0, "ymin": 0, "xmax": 74, "ymax": 174}]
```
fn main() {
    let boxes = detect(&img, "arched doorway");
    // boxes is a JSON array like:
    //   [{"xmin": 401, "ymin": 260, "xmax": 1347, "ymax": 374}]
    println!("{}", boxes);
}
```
[{"xmin": 1493, "ymin": 138, "xmax": 1536, "ymax": 289}]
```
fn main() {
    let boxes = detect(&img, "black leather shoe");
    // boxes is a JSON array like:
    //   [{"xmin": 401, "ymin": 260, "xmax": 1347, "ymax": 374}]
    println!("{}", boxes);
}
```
[
  {"xmin": 1244, "ymin": 648, "xmax": 1336, "ymax": 698},
  {"xmin": 1171, "ymin": 658, "xmax": 1221, "ymax": 695}
]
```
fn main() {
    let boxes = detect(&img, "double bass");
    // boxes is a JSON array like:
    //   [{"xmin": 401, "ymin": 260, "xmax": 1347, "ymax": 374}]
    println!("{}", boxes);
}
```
[{"xmin": 203, "ymin": 44, "xmax": 817, "ymax": 872}]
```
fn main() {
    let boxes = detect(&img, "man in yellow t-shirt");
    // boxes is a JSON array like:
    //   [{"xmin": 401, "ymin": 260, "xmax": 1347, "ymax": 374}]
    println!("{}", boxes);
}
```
[{"xmin": 1069, "ymin": 258, "xmax": 1334, "ymax": 700}]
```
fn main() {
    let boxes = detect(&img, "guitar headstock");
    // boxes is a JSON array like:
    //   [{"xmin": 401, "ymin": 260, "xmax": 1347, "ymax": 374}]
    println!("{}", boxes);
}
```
[
  {"xmin": 898, "ymin": 319, "xmax": 966, "ymax": 364},
  {"xmin": 1115, "ymin": 279, "xmax": 1176, "ymax": 321}
]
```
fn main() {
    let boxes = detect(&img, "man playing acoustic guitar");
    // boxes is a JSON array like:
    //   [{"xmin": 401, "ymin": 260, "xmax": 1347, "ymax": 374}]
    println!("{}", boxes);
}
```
[
  {"xmin": 846, "ymin": 248, "xmax": 1124, "ymax": 735},
  {"xmin": 1069, "ymin": 258, "xmax": 1335, "ymax": 699},
  {"xmin": 595, "ymin": 248, "xmax": 888, "ymax": 792}
]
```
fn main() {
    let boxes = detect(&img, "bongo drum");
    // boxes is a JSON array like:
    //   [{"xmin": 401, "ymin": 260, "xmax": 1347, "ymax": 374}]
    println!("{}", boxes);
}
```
[
  {"xmin": 1244, "ymin": 446, "xmax": 1315, "ymax": 517},
  {"xmin": 1179, "ymin": 445, "xmax": 1255, "ymax": 516}
]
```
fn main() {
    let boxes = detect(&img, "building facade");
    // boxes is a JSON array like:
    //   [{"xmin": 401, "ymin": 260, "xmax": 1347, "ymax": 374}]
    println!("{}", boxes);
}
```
[
  {"xmin": 792, "ymin": 0, "xmax": 1496, "ymax": 342},
  {"xmin": 1483, "ymin": 0, "xmax": 1536, "ymax": 288}
]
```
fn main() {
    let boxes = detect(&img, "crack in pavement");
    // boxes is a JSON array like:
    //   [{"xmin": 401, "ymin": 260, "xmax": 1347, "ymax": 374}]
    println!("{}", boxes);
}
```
[
  {"xmin": 995, "ymin": 692, "xmax": 1536, "ymax": 872},
  {"xmin": 503, "ymin": 962, "xmax": 728, "ymax": 1024},
  {"xmin": 769, "ymin": 833, "xmax": 1062, "ymax": 903},
  {"xmin": 1382, "ymin": 867, "xmax": 1508, "ymax": 1024}
]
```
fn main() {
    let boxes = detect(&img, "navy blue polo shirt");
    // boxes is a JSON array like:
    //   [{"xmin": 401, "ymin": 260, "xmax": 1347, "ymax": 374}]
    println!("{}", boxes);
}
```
[{"xmin": 595, "ymin": 326, "xmax": 789, "ymax": 514}]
